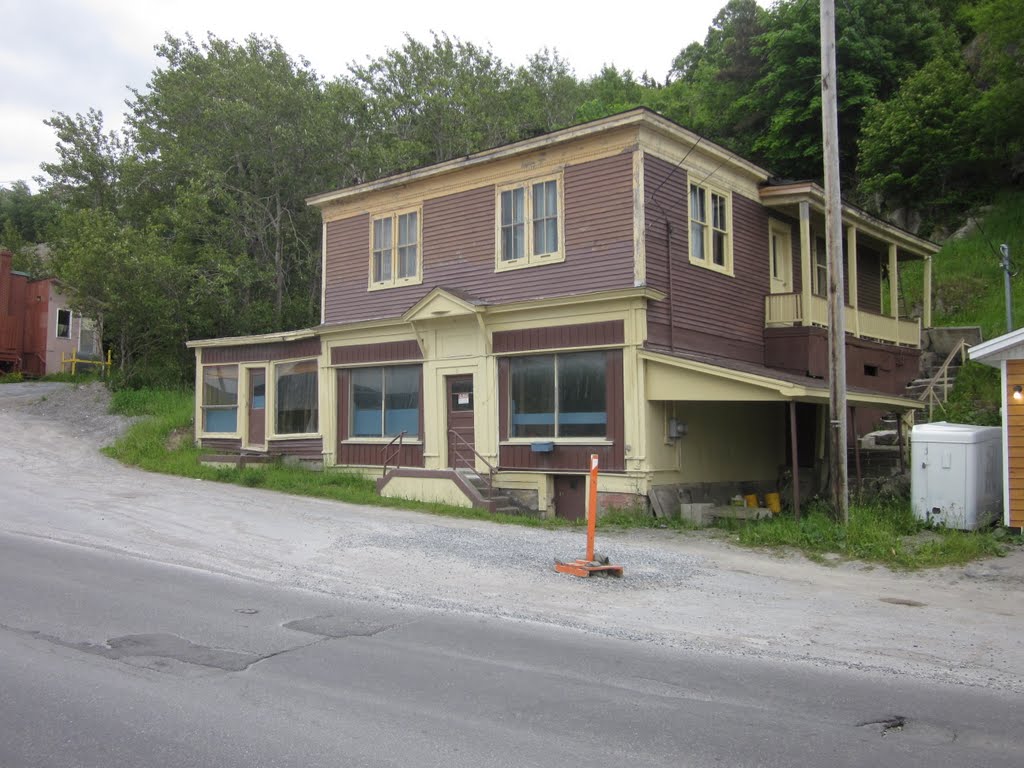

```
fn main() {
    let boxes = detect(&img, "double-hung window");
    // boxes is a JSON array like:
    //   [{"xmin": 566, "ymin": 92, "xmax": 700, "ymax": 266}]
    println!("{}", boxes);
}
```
[
  {"xmin": 509, "ymin": 351, "xmax": 606, "ymax": 439},
  {"xmin": 497, "ymin": 177, "xmax": 563, "ymax": 270},
  {"xmin": 371, "ymin": 209, "xmax": 421, "ymax": 288},
  {"xmin": 689, "ymin": 183, "xmax": 732, "ymax": 273},
  {"xmin": 351, "ymin": 365, "xmax": 420, "ymax": 438},
  {"xmin": 275, "ymin": 359, "xmax": 319, "ymax": 435},
  {"xmin": 202, "ymin": 364, "xmax": 239, "ymax": 433},
  {"xmin": 813, "ymin": 237, "xmax": 828, "ymax": 297}
]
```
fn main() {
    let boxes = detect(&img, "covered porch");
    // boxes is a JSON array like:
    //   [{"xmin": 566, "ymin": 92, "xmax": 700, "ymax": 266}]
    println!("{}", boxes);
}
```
[
  {"xmin": 759, "ymin": 182, "xmax": 938, "ymax": 348},
  {"xmin": 642, "ymin": 348, "xmax": 923, "ymax": 515}
]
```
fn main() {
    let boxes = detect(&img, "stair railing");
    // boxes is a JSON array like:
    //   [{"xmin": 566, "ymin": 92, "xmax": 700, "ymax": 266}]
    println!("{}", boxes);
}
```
[
  {"xmin": 447, "ymin": 429, "xmax": 497, "ymax": 500},
  {"xmin": 380, "ymin": 431, "xmax": 407, "ymax": 478},
  {"xmin": 919, "ymin": 338, "xmax": 970, "ymax": 420}
]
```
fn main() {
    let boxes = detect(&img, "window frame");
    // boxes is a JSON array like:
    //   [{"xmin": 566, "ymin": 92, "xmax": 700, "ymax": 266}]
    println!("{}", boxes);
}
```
[
  {"xmin": 200, "ymin": 363, "xmax": 240, "ymax": 436},
  {"xmin": 272, "ymin": 357, "xmax": 320, "ymax": 437},
  {"xmin": 346, "ymin": 364, "xmax": 422, "ymax": 441},
  {"xmin": 813, "ymin": 236, "xmax": 828, "ymax": 297},
  {"xmin": 688, "ymin": 182, "xmax": 733, "ymax": 276},
  {"xmin": 495, "ymin": 174, "xmax": 565, "ymax": 272},
  {"xmin": 55, "ymin": 308, "xmax": 72, "ymax": 339},
  {"xmin": 506, "ymin": 350, "xmax": 609, "ymax": 442},
  {"xmin": 368, "ymin": 207, "xmax": 422, "ymax": 290}
]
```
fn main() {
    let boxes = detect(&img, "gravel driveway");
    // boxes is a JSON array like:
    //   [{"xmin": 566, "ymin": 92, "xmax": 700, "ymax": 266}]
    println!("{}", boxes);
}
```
[{"xmin": 2, "ymin": 382, "xmax": 1023, "ymax": 693}]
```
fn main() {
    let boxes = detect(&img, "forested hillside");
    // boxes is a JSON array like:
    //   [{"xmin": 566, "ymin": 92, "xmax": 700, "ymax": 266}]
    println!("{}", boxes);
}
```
[{"xmin": 1, "ymin": 0, "xmax": 1020, "ymax": 385}]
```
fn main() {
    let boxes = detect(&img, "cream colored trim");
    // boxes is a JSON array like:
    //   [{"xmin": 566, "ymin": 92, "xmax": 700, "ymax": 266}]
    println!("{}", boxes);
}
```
[
  {"xmin": 847, "ymin": 225, "xmax": 859, "ymax": 337},
  {"xmin": 320, "ymin": 223, "xmax": 327, "ymax": 325},
  {"xmin": 640, "ymin": 349, "xmax": 923, "ymax": 410},
  {"xmin": 768, "ymin": 218, "xmax": 793, "ymax": 294},
  {"xmin": 368, "ymin": 206, "xmax": 423, "ymax": 290},
  {"xmin": 240, "ymin": 363, "xmax": 267, "ymax": 451},
  {"xmin": 268, "ymin": 356, "xmax": 322, "ymax": 441},
  {"xmin": 193, "ymin": 349, "xmax": 202, "ymax": 443},
  {"xmin": 197, "ymin": 361, "xmax": 242, "ymax": 439},
  {"xmin": 923, "ymin": 254, "xmax": 933, "ymax": 328},
  {"xmin": 888, "ymin": 243, "xmax": 899, "ymax": 319},
  {"xmin": 687, "ymin": 181, "xmax": 734, "ymax": 277},
  {"xmin": 799, "ymin": 202, "xmax": 812, "ymax": 326},
  {"xmin": 494, "ymin": 173, "xmax": 566, "ymax": 272},
  {"xmin": 759, "ymin": 182, "xmax": 939, "ymax": 257},
  {"xmin": 187, "ymin": 328, "xmax": 318, "ymax": 349},
  {"xmin": 403, "ymin": 287, "xmax": 482, "ymax": 323},
  {"xmin": 484, "ymin": 286, "xmax": 666, "ymax": 316},
  {"xmin": 632, "ymin": 149, "xmax": 646, "ymax": 287}
]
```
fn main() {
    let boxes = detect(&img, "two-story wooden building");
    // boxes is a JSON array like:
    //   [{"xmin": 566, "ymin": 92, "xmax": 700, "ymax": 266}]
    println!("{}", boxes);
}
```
[{"xmin": 187, "ymin": 109, "xmax": 936, "ymax": 517}]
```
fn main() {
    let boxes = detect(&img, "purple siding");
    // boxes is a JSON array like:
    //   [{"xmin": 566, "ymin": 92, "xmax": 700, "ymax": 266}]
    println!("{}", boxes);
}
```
[
  {"xmin": 493, "ymin": 320, "xmax": 624, "ymax": 353},
  {"xmin": 331, "ymin": 340, "xmax": 422, "ymax": 365},
  {"xmin": 201, "ymin": 437, "xmax": 242, "ymax": 451},
  {"xmin": 321, "ymin": 152, "xmax": 637, "ymax": 324},
  {"xmin": 202, "ymin": 339, "xmax": 319, "ymax": 364},
  {"xmin": 644, "ymin": 154, "xmax": 769, "ymax": 364},
  {"xmin": 267, "ymin": 438, "xmax": 323, "ymax": 459}
]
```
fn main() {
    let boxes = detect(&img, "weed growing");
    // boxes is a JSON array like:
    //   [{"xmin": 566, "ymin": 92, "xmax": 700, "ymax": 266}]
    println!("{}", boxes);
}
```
[{"xmin": 717, "ymin": 499, "xmax": 1007, "ymax": 569}]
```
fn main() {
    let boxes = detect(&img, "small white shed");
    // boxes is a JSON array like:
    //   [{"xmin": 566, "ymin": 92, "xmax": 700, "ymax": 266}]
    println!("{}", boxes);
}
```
[{"xmin": 911, "ymin": 421, "xmax": 1002, "ymax": 530}]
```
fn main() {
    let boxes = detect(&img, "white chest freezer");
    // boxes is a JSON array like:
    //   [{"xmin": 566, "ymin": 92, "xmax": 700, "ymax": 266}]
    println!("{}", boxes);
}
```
[{"xmin": 911, "ymin": 422, "xmax": 1003, "ymax": 530}]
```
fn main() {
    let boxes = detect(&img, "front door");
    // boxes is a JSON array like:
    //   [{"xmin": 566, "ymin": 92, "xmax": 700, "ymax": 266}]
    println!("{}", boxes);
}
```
[
  {"xmin": 769, "ymin": 222, "xmax": 793, "ymax": 294},
  {"xmin": 554, "ymin": 475, "xmax": 586, "ymax": 521},
  {"xmin": 246, "ymin": 368, "xmax": 266, "ymax": 449},
  {"xmin": 446, "ymin": 375, "xmax": 474, "ymax": 469}
]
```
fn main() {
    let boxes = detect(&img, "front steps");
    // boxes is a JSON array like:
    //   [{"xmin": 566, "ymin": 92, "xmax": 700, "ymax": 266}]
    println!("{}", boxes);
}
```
[{"xmin": 377, "ymin": 467, "xmax": 523, "ymax": 514}]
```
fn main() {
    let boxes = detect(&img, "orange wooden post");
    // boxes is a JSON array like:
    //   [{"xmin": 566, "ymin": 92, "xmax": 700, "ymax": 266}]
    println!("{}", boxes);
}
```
[{"xmin": 586, "ymin": 453, "xmax": 598, "ymax": 562}]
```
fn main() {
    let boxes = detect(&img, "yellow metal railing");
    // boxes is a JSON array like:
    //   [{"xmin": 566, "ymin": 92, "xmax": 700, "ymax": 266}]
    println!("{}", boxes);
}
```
[
  {"xmin": 61, "ymin": 348, "xmax": 113, "ymax": 376},
  {"xmin": 764, "ymin": 293, "xmax": 920, "ymax": 347}
]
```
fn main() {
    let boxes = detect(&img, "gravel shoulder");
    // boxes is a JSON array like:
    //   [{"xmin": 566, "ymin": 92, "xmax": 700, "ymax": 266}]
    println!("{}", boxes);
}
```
[{"xmin": 2, "ymin": 382, "xmax": 1023, "ymax": 693}]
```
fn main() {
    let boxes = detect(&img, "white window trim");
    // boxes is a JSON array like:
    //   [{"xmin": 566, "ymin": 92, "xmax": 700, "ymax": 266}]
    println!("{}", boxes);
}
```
[
  {"xmin": 55, "ymin": 308, "xmax": 73, "ymax": 339},
  {"xmin": 688, "ymin": 181, "xmax": 734, "ymax": 276},
  {"xmin": 368, "ymin": 207, "xmax": 423, "ymax": 291},
  {"xmin": 495, "ymin": 174, "xmax": 565, "ymax": 272}
]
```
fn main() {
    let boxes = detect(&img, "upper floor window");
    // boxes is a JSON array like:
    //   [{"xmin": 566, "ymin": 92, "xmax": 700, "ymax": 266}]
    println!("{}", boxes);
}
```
[
  {"xmin": 689, "ymin": 183, "xmax": 732, "ymax": 274},
  {"xmin": 497, "ymin": 176, "xmax": 564, "ymax": 271},
  {"xmin": 371, "ymin": 209, "xmax": 421, "ymax": 289}
]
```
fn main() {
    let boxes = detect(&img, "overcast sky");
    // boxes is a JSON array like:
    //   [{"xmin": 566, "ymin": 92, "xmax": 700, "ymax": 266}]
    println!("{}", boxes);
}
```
[{"xmin": 1, "ymin": 0, "xmax": 768, "ymax": 190}]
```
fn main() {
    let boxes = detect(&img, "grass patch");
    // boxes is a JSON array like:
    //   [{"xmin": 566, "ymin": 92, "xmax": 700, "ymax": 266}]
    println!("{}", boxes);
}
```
[
  {"xmin": 104, "ymin": 388, "xmax": 569, "ymax": 529},
  {"xmin": 716, "ymin": 500, "xmax": 1009, "ymax": 569},
  {"xmin": 599, "ymin": 506, "xmax": 698, "ymax": 530}
]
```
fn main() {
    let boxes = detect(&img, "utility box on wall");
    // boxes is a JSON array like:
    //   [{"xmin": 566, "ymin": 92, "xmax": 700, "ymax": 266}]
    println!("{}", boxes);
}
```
[{"xmin": 911, "ymin": 422, "xmax": 1003, "ymax": 530}]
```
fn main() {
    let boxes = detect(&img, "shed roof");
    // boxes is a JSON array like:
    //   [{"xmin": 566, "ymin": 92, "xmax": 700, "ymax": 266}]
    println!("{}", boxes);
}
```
[{"xmin": 968, "ymin": 327, "xmax": 1024, "ymax": 366}]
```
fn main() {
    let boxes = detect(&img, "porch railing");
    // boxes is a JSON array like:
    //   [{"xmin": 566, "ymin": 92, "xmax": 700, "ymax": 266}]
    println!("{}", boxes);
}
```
[
  {"xmin": 380, "ymin": 431, "xmax": 407, "ymax": 478},
  {"xmin": 919, "ymin": 338, "xmax": 970, "ymax": 420},
  {"xmin": 447, "ymin": 429, "xmax": 498, "ymax": 500},
  {"xmin": 765, "ymin": 292, "xmax": 921, "ymax": 347}
]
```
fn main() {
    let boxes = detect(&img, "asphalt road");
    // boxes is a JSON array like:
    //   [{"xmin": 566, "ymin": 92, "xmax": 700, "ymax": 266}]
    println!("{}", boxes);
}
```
[{"xmin": 1, "ymin": 530, "xmax": 1021, "ymax": 768}]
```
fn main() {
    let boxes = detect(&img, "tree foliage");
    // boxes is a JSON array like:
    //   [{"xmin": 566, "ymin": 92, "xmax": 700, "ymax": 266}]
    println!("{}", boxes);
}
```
[{"xmin": 9, "ymin": 4, "xmax": 1019, "ymax": 385}]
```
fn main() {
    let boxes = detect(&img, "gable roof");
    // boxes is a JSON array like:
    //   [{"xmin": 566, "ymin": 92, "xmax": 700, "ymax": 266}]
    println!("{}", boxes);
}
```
[
  {"xmin": 969, "ymin": 328, "xmax": 1024, "ymax": 366},
  {"xmin": 306, "ymin": 108, "xmax": 770, "ymax": 209}
]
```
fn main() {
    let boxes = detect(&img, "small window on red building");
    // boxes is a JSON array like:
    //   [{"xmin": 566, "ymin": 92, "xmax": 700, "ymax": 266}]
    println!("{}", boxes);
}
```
[{"xmin": 56, "ymin": 308, "xmax": 72, "ymax": 339}]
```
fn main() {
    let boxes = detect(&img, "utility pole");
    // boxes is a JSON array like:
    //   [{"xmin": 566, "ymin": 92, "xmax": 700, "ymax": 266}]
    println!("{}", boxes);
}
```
[
  {"xmin": 1001, "ymin": 244, "xmax": 1013, "ymax": 332},
  {"xmin": 821, "ymin": 0, "xmax": 849, "ymax": 524}
]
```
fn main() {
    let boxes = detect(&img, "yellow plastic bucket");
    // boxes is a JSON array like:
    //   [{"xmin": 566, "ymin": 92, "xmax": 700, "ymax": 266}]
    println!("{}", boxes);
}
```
[
  {"xmin": 744, "ymin": 493, "xmax": 760, "ymax": 508},
  {"xmin": 765, "ymin": 492, "xmax": 781, "ymax": 514}
]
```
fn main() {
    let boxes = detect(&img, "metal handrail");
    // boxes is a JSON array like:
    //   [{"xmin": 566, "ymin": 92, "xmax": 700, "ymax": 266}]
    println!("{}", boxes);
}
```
[
  {"xmin": 920, "ymin": 338, "xmax": 970, "ymax": 420},
  {"xmin": 447, "ymin": 429, "xmax": 497, "ymax": 499},
  {"xmin": 381, "ymin": 431, "xmax": 407, "ymax": 478}
]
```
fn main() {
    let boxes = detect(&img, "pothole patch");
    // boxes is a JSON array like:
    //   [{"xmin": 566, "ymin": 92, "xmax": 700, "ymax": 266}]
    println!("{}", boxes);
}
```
[
  {"xmin": 284, "ymin": 615, "xmax": 396, "ymax": 638},
  {"xmin": 857, "ymin": 715, "xmax": 907, "ymax": 736}
]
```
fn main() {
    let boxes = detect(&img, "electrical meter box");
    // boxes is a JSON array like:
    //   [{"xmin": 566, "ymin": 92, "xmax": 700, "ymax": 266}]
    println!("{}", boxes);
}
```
[{"xmin": 911, "ymin": 422, "xmax": 1003, "ymax": 530}]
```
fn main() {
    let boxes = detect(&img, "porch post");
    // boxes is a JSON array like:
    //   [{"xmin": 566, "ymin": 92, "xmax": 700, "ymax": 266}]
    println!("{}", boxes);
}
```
[
  {"xmin": 799, "ymin": 201, "xmax": 812, "ymax": 327},
  {"xmin": 923, "ymin": 255, "xmax": 933, "ymax": 329},
  {"xmin": 847, "ymin": 225, "xmax": 859, "ymax": 337},
  {"xmin": 789, "ymin": 400, "xmax": 801, "ymax": 520},
  {"xmin": 888, "ymin": 244, "xmax": 899, "ymax": 318}
]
